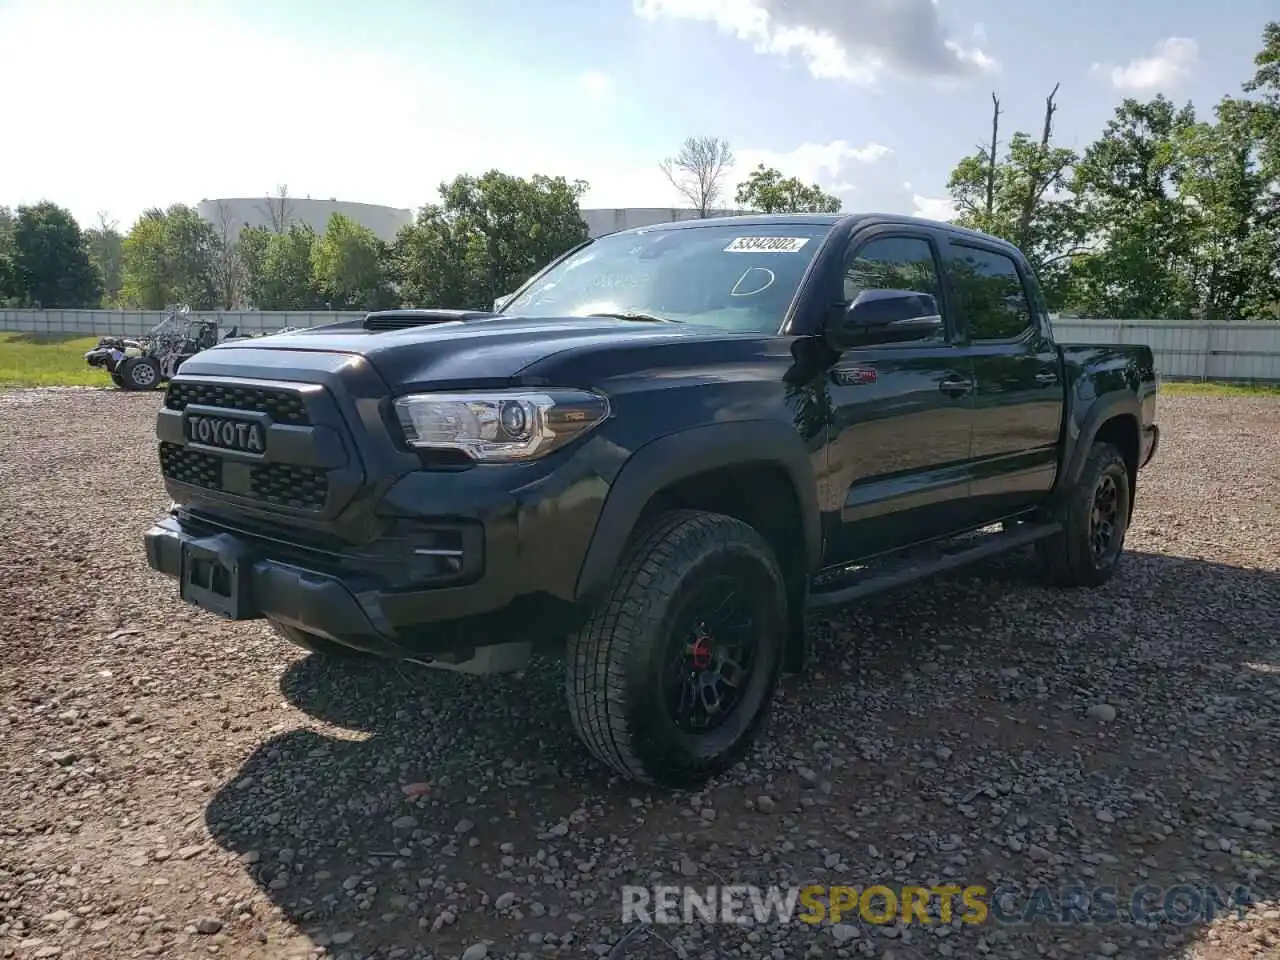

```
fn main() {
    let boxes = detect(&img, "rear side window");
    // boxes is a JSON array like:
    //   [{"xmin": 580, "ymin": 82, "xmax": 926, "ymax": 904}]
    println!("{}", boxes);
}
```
[{"xmin": 947, "ymin": 244, "xmax": 1034, "ymax": 341}]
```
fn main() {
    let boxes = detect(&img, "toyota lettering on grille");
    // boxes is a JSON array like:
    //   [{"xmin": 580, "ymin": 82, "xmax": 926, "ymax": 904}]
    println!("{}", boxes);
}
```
[{"xmin": 186, "ymin": 414, "xmax": 265, "ymax": 454}]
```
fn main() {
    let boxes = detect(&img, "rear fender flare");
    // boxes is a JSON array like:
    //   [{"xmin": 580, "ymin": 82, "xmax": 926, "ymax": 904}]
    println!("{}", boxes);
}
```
[
  {"xmin": 574, "ymin": 421, "xmax": 822, "ymax": 603},
  {"xmin": 1061, "ymin": 389, "xmax": 1140, "ymax": 489}
]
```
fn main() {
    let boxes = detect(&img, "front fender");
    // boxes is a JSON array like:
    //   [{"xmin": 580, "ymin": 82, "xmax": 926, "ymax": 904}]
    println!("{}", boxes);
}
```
[{"xmin": 574, "ymin": 420, "xmax": 822, "ymax": 603}]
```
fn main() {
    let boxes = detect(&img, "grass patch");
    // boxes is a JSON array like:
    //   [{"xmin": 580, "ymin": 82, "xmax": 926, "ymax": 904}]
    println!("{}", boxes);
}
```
[
  {"xmin": 0, "ymin": 332, "xmax": 111, "ymax": 387},
  {"xmin": 1161, "ymin": 380, "xmax": 1280, "ymax": 398}
]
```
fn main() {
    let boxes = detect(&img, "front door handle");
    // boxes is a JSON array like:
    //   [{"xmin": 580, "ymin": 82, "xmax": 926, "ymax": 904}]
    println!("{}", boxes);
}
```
[
  {"xmin": 1034, "ymin": 370, "xmax": 1059, "ymax": 385},
  {"xmin": 939, "ymin": 375, "xmax": 973, "ymax": 397}
]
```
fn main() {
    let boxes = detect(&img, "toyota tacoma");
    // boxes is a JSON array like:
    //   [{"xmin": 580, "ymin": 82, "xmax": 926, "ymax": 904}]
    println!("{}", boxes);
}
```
[{"xmin": 143, "ymin": 213, "xmax": 1160, "ymax": 788}]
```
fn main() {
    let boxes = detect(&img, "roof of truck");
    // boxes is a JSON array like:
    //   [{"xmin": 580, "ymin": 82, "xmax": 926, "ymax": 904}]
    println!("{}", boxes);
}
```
[{"xmin": 609, "ymin": 212, "xmax": 1016, "ymax": 252}]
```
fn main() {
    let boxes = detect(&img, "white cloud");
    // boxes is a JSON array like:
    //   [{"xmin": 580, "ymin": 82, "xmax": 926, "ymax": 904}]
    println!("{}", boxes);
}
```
[
  {"xmin": 1100, "ymin": 38, "xmax": 1199, "ymax": 91},
  {"xmin": 0, "ymin": 0, "xmax": 478, "ymax": 228},
  {"xmin": 911, "ymin": 195, "xmax": 956, "ymax": 221},
  {"xmin": 577, "ymin": 71, "xmax": 616, "ymax": 103},
  {"xmin": 735, "ymin": 140, "xmax": 891, "ymax": 187},
  {"xmin": 633, "ymin": 0, "xmax": 997, "ymax": 85},
  {"xmin": 0, "ymin": 0, "xmax": 919, "ymax": 230}
]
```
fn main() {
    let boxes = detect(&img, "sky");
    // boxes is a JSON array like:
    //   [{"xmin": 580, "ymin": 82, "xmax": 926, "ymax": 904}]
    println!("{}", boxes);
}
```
[{"xmin": 0, "ymin": 0, "xmax": 1275, "ymax": 233}]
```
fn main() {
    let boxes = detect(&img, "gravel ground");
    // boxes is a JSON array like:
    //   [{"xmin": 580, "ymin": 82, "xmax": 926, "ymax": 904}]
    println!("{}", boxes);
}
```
[{"xmin": 0, "ymin": 387, "xmax": 1277, "ymax": 960}]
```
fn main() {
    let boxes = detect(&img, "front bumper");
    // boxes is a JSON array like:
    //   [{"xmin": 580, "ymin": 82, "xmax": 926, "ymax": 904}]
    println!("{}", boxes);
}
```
[{"xmin": 143, "ymin": 510, "xmax": 543, "ymax": 657}]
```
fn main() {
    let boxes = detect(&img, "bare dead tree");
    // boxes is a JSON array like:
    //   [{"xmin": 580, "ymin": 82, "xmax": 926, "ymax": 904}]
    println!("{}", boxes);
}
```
[
  {"xmin": 87, "ymin": 211, "xmax": 124, "ymax": 302},
  {"xmin": 212, "ymin": 201, "xmax": 246, "ymax": 308},
  {"xmin": 983, "ymin": 92, "xmax": 1002, "ymax": 225},
  {"xmin": 660, "ymin": 136, "xmax": 735, "ymax": 218},
  {"xmin": 1014, "ymin": 82, "xmax": 1064, "ymax": 248},
  {"xmin": 255, "ymin": 184, "xmax": 294, "ymax": 234}
]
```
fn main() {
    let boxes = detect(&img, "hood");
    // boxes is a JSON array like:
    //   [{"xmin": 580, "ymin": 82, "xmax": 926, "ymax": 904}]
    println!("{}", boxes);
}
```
[{"xmin": 213, "ymin": 311, "xmax": 742, "ymax": 390}]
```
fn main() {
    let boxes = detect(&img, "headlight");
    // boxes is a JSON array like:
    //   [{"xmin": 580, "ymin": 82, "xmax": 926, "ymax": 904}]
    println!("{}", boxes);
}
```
[{"xmin": 394, "ymin": 389, "xmax": 610, "ymax": 463}]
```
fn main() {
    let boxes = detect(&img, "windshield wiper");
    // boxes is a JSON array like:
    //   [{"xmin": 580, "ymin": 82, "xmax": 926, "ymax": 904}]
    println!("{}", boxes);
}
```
[{"xmin": 585, "ymin": 311, "xmax": 683, "ymax": 324}]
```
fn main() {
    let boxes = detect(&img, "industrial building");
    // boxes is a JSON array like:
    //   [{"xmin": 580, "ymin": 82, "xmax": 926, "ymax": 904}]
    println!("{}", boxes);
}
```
[
  {"xmin": 579, "ymin": 207, "xmax": 753, "ymax": 237},
  {"xmin": 198, "ymin": 197, "xmax": 751, "ymax": 244},
  {"xmin": 196, "ymin": 197, "xmax": 413, "ymax": 243}
]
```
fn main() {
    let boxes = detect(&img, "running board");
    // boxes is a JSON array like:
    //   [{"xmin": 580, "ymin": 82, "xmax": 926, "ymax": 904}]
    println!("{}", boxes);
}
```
[{"xmin": 807, "ymin": 521, "xmax": 1062, "ymax": 610}]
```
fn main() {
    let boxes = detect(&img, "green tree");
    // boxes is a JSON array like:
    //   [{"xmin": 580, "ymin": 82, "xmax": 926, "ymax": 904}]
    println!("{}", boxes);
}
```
[
  {"xmin": 84, "ymin": 213, "xmax": 125, "ymax": 305},
  {"xmin": 120, "ymin": 204, "xmax": 220, "ymax": 309},
  {"xmin": 391, "ymin": 171, "xmax": 590, "ymax": 309},
  {"xmin": 0, "ymin": 207, "xmax": 16, "ymax": 305},
  {"xmin": 239, "ymin": 224, "xmax": 323, "ymax": 310},
  {"xmin": 1242, "ymin": 21, "xmax": 1280, "ymax": 318},
  {"xmin": 1244, "ymin": 22, "xmax": 1280, "ymax": 212},
  {"xmin": 734, "ymin": 165, "xmax": 841, "ymax": 213},
  {"xmin": 389, "ymin": 207, "xmax": 471, "ymax": 309},
  {"xmin": 10, "ymin": 202, "xmax": 103, "ymax": 308},
  {"xmin": 937, "ymin": 21, "xmax": 1280, "ymax": 321},
  {"xmin": 1175, "ymin": 97, "xmax": 1277, "ymax": 320},
  {"xmin": 1067, "ymin": 96, "xmax": 1201, "ymax": 319},
  {"xmin": 312, "ymin": 213, "xmax": 390, "ymax": 310}
]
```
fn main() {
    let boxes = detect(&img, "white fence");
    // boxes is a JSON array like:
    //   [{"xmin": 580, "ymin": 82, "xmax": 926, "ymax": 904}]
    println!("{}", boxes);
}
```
[
  {"xmin": 3, "ymin": 310, "xmax": 1280, "ymax": 383},
  {"xmin": 1052, "ymin": 318, "xmax": 1280, "ymax": 383},
  {"xmin": 0, "ymin": 309, "xmax": 364, "ymax": 337}
]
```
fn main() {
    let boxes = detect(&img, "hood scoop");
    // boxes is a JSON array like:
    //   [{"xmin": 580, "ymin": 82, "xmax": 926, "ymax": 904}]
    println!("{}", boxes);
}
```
[{"xmin": 363, "ymin": 308, "xmax": 497, "ymax": 331}]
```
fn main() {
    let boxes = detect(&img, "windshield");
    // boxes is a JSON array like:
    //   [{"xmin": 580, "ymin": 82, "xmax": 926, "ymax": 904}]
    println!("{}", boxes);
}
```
[{"xmin": 501, "ymin": 222, "xmax": 834, "ymax": 334}]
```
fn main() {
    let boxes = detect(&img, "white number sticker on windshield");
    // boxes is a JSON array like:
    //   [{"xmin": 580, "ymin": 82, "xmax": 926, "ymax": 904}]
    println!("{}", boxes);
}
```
[{"xmin": 724, "ymin": 236, "xmax": 811, "ymax": 253}]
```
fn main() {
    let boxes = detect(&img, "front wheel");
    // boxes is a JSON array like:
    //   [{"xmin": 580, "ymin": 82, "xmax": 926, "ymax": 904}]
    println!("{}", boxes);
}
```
[
  {"xmin": 565, "ymin": 510, "xmax": 787, "ymax": 788},
  {"xmin": 119, "ymin": 356, "xmax": 161, "ymax": 391},
  {"xmin": 1035, "ymin": 441, "xmax": 1131, "ymax": 587}
]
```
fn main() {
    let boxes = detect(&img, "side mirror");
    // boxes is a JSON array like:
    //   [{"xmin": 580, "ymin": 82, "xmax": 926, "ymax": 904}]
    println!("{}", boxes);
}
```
[{"xmin": 828, "ymin": 289, "xmax": 943, "ymax": 348}]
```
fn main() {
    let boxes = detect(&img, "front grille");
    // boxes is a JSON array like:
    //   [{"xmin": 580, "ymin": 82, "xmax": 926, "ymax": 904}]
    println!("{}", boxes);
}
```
[
  {"xmin": 164, "ymin": 382, "xmax": 310, "ymax": 425},
  {"xmin": 250, "ymin": 463, "xmax": 328, "ymax": 511},
  {"xmin": 159, "ymin": 442, "xmax": 222, "ymax": 490}
]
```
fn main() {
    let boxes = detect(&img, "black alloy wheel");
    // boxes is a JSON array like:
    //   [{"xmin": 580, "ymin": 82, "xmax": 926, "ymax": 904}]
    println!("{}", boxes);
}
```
[
  {"xmin": 1089, "ymin": 472, "xmax": 1122, "ymax": 566},
  {"xmin": 662, "ymin": 576, "xmax": 759, "ymax": 734}
]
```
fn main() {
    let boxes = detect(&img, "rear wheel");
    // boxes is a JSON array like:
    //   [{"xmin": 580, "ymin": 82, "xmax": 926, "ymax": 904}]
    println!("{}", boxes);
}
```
[
  {"xmin": 119, "ymin": 356, "xmax": 161, "ymax": 391},
  {"xmin": 269, "ymin": 621, "xmax": 371, "ymax": 658},
  {"xmin": 565, "ymin": 510, "xmax": 787, "ymax": 788},
  {"xmin": 1035, "ymin": 441, "xmax": 1131, "ymax": 587}
]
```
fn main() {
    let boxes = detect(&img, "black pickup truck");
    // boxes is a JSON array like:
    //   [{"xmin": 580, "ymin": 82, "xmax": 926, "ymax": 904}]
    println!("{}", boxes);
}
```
[{"xmin": 143, "ymin": 213, "xmax": 1159, "ymax": 788}]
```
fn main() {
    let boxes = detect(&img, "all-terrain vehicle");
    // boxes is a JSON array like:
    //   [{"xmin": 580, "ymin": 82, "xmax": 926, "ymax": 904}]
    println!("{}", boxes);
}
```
[{"xmin": 86, "ymin": 306, "xmax": 295, "ymax": 390}]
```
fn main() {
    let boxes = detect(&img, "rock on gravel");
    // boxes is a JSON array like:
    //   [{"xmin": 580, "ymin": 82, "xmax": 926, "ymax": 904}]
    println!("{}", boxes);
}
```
[{"xmin": 0, "ymin": 388, "xmax": 1277, "ymax": 960}]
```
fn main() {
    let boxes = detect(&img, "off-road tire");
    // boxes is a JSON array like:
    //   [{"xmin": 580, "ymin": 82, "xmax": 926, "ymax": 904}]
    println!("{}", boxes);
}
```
[
  {"xmin": 565, "ymin": 509, "xmax": 787, "ymax": 788},
  {"xmin": 269, "ymin": 621, "xmax": 371, "ymax": 658},
  {"xmin": 110, "ymin": 372, "xmax": 124, "ymax": 388},
  {"xmin": 119, "ymin": 356, "xmax": 161, "ymax": 391},
  {"xmin": 1035, "ymin": 441, "xmax": 1131, "ymax": 587}
]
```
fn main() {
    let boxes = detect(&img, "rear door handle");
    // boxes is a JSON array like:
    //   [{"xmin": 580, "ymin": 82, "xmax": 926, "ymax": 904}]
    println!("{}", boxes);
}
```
[
  {"xmin": 1034, "ymin": 370, "xmax": 1059, "ymax": 384},
  {"xmin": 939, "ymin": 375, "xmax": 973, "ymax": 397}
]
